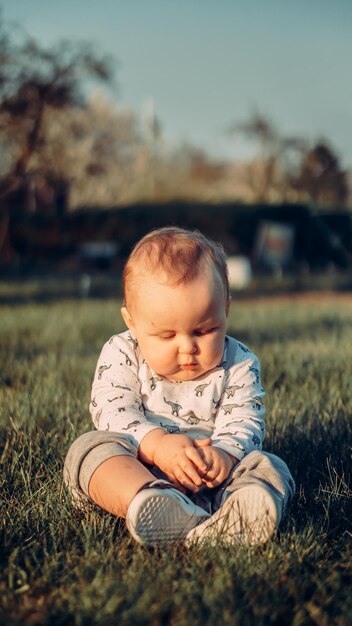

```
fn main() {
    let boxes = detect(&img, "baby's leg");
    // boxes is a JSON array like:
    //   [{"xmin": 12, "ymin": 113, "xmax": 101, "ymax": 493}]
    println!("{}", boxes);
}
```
[
  {"xmin": 64, "ymin": 431, "xmax": 155, "ymax": 517},
  {"xmin": 218, "ymin": 450, "xmax": 295, "ymax": 519},
  {"xmin": 186, "ymin": 451, "xmax": 295, "ymax": 545},
  {"xmin": 88, "ymin": 456, "xmax": 156, "ymax": 518},
  {"xmin": 64, "ymin": 430, "xmax": 210, "ymax": 545}
]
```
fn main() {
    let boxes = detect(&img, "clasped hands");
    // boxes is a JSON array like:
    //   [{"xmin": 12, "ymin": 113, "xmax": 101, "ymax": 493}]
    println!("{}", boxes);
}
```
[{"xmin": 145, "ymin": 431, "xmax": 239, "ymax": 494}]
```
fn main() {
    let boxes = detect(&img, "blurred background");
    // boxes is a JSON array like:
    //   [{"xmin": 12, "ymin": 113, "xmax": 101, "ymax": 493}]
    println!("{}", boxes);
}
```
[{"xmin": 0, "ymin": 0, "xmax": 352, "ymax": 302}]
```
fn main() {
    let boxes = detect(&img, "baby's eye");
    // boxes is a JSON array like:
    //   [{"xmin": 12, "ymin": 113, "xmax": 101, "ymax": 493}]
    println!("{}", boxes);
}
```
[
  {"xmin": 159, "ymin": 333, "xmax": 175, "ymax": 340},
  {"xmin": 195, "ymin": 327, "xmax": 217, "ymax": 336}
]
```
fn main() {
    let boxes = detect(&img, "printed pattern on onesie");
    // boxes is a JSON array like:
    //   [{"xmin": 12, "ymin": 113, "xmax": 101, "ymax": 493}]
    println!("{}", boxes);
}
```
[{"xmin": 89, "ymin": 331, "xmax": 266, "ymax": 461}]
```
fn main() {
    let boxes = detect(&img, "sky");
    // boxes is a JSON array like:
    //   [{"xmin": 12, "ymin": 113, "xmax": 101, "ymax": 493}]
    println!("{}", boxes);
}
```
[{"xmin": 2, "ymin": 0, "xmax": 352, "ymax": 166}]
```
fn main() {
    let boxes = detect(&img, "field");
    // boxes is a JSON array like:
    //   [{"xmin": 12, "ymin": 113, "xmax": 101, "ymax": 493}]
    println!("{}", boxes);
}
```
[{"xmin": 1, "ymin": 292, "xmax": 352, "ymax": 625}]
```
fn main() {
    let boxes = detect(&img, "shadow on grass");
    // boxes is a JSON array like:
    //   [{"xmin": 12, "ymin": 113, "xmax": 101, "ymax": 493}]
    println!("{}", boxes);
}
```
[{"xmin": 264, "ymin": 412, "xmax": 352, "ymax": 535}]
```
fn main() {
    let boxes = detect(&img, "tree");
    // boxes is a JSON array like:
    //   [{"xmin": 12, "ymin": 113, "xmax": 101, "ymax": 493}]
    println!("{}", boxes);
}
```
[
  {"xmin": 228, "ymin": 112, "xmax": 305, "ymax": 203},
  {"xmin": 0, "ymin": 14, "xmax": 114, "ymax": 207},
  {"xmin": 228, "ymin": 112, "xmax": 349, "ymax": 208},
  {"xmin": 291, "ymin": 141, "xmax": 349, "ymax": 208},
  {"xmin": 32, "ymin": 93, "xmax": 146, "ymax": 209}
]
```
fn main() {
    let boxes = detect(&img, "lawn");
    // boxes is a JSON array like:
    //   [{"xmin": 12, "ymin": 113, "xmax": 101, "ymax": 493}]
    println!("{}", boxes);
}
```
[{"xmin": 1, "ymin": 293, "xmax": 352, "ymax": 625}]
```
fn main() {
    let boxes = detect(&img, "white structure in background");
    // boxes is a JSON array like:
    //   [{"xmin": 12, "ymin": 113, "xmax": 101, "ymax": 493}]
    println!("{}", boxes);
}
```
[
  {"xmin": 227, "ymin": 256, "xmax": 252, "ymax": 290},
  {"xmin": 255, "ymin": 221, "xmax": 295, "ymax": 275},
  {"xmin": 78, "ymin": 273, "xmax": 92, "ymax": 298},
  {"xmin": 79, "ymin": 241, "xmax": 119, "ymax": 259}
]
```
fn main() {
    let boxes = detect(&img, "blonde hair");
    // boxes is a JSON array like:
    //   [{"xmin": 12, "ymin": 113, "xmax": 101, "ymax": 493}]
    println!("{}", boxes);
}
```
[{"xmin": 123, "ymin": 226, "xmax": 229, "ymax": 309}]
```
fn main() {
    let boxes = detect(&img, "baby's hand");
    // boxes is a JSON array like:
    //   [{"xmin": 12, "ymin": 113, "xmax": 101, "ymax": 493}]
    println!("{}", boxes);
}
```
[
  {"xmin": 153, "ymin": 434, "xmax": 211, "ymax": 493},
  {"xmin": 188, "ymin": 445, "xmax": 239, "ymax": 489}
]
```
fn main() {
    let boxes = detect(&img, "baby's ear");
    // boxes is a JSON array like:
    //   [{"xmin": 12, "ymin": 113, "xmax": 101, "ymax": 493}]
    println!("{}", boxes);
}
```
[{"xmin": 121, "ymin": 306, "xmax": 134, "ymax": 331}]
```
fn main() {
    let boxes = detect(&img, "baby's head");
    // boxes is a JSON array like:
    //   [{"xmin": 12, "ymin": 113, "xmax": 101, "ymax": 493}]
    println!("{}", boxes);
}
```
[
  {"xmin": 121, "ymin": 227, "xmax": 230, "ymax": 381},
  {"xmin": 123, "ymin": 227, "xmax": 230, "ymax": 311}
]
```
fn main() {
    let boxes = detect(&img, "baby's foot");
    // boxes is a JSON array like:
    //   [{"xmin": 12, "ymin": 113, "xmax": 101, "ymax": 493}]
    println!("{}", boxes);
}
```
[
  {"xmin": 185, "ymin": 484, "xmax": 280, "ymax": 546},
  {"xmin": 126, "ymin": 480, "xmax": 210, "ymax": 546}
]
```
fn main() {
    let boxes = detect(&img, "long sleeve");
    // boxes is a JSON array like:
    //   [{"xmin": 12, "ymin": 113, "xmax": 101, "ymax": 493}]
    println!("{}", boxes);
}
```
[
  {"xmin": 211, "ymin": 340, "xmax": 266, "ymax": 460},
  {"xmin": 89, "ymin": 333, "xmax": 162, "ymax": 447}
]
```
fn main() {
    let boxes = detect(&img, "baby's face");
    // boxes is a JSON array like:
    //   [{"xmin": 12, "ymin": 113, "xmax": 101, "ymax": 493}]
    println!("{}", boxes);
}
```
[{"xmin": 121, "ymin": 264, "xmax": 229, "ymax": 382}]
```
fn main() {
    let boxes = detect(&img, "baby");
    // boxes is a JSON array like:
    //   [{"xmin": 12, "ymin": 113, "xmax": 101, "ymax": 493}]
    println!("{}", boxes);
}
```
[{"xmin": 64, "ymin": 227, "xmax": 295, "ymax": 546}]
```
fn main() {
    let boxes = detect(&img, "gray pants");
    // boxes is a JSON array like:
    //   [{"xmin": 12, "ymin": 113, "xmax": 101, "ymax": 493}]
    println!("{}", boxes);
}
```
[{"xmin": 64, "ymin": 431, "xmax": 295, "ymax": 519}]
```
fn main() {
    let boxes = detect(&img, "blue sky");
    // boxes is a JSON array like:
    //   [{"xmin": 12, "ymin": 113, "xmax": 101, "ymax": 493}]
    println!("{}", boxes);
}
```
[{"xmin": 2, "ymin": 0, "xmax": 352, "ymax": 166}]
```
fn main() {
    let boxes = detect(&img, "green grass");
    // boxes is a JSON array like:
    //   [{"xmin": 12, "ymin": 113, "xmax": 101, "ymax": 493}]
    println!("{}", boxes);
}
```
[{"xmin": 1, "ymin": 294, "xmax": 352, "ymax": 625}]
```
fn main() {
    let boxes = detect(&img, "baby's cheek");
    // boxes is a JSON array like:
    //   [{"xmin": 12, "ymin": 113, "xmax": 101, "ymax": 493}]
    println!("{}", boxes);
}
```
[
  {"xmin": 209, "ymin": 338, "xmax": 224, "ymax": 363},
  {"xmin": 152, "ymin": 348, "xmax": 175, "ymax": 376}
]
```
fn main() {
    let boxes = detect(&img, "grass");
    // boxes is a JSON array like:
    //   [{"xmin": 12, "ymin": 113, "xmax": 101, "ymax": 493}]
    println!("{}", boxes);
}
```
[{"xmin": 1, "ymin": 293, "xmax": 352, "ymax": 625}]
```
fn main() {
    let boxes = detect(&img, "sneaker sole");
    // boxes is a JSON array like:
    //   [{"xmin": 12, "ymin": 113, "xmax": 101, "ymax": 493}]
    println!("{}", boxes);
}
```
[{"xmin": 126, "ymin": 488, "xmax": 210, "ymax": 546}]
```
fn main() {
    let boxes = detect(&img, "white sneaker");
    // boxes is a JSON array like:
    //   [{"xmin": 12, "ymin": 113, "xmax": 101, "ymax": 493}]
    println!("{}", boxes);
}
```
[
  {"xmin": 126, "ymin": 480, "xmax": 210, "ymax": 546},
  {"xmin": 185, "ymin": 484, "xmax": 280, "ymax": 546}
]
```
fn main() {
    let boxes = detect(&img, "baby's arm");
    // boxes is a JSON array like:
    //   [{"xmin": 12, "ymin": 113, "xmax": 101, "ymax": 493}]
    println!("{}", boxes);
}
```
[
  {"xmin": 211, "ymin": 343, "xmax": 266, "ymax": 462},
  {"xmin": 139, "ymin": 429, "xmax": 211, "ymax": 493},
  {"xmin": 90, "ymin": 334, "xmax": 162, "ymax": 445},
  {"xmin": 185, "ymin": 341, "xmax": 265, "ymax": 489}
]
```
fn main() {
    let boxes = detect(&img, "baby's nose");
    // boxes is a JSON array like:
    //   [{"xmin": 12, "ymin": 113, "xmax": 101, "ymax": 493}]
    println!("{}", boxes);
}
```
[{"xmin": 179, "ymin": 336, "xmax": 197, "ymax": 354}]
